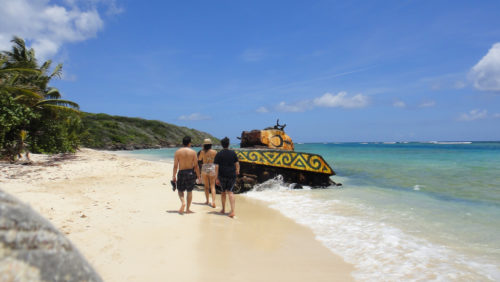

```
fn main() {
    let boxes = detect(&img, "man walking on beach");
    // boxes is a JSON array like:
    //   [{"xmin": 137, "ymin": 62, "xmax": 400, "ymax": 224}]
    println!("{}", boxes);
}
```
[
  {"xmin": 173, "ymin": 136, "xmax": 201, "ymax": 214},
  {"xmin": 214, "ymin": 137, "xmax": 239, "ymax": 218}
]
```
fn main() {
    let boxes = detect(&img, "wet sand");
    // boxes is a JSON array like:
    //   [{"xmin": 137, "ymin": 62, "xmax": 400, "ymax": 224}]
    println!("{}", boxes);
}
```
[{"xmin": 0, "ymin": 148, "xmax": 353, "ymax": 281}]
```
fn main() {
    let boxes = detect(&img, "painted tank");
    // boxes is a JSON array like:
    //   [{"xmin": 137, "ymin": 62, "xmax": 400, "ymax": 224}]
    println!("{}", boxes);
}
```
[{"xmin": 227, "ymin": 120, "xmax": 338, "ymax": 193}]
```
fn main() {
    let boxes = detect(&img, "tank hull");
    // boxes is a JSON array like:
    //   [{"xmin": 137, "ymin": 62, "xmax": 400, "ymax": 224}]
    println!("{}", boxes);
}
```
[{"xmin": 216, "ymin": 148, "xmax": 336, "ymax": 194}]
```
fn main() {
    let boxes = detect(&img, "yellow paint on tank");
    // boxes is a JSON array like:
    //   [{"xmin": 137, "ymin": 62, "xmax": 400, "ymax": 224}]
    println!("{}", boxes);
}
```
[
  {"xmin": 260, "ymin": 129, "xmax": 294, "ymax": 151},
  {"xmin": 234, "ymin": 149, "xmax": 334, "ymax": 175}
]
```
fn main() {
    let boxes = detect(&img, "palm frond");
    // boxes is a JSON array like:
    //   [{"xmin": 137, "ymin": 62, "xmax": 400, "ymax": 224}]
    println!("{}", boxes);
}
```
[
  {"xmin": 7, "ymin": 87, "xmax": 44, "ymax": 100},
  {"xmin": 6, "ymin": 36, "xmax": 38, "ymax": 68},
  {"xmin": 37, "ymin": 104, "xmax": 81, "ymax": 113},
  {"xmin": 0, "ymin": 68, "xmax": 41, "ymax": 75},
  {"xmin": 45, "ymin": 87, "xmax": 62, "ymax": 99},
  {"xmin": 11, "ymin": 36, "xmax": 26, "ymax": 50},
  {"xmin": 28, "ymin": 49, "xmax": 36, "ymax": 61},
  {"xmin": 0, "ymin": 56, "xmax": 7, "ymax": 67},
  {"xmin": 5, "ymin": 72, "xmax": 19, "ymax": 83},
  {"xmin": 50, "ymin": 63, "xmax": 63, "ymax": 79},
  {"xmin": 36, "ymin": 99, "xmax": 80, "ymax": 110},
  {"xmin": 40, "ymin": 60, "xmax": 52, "ymax": 74}
]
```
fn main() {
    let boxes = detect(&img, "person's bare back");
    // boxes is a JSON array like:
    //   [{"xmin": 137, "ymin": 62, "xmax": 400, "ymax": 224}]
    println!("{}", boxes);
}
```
[{"xmin": 175, "ymin": 147, "xmax": 198, "ymax": 170}]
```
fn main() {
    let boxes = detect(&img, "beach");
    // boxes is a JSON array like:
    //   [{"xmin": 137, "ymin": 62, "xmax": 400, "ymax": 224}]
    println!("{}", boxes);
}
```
[
  {"xmin": 121, "ymin": 143, "xmax": 500, "ymax": 281},
  {"xmin": 0, "ymin": 148, "xmax": 353, "ymax": 281}
]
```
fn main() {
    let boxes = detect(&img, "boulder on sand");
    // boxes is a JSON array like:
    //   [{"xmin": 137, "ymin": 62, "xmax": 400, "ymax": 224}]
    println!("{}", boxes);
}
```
[{"xmin": 0, "ymin": 189, "xmax": 102, "ymax": 281}]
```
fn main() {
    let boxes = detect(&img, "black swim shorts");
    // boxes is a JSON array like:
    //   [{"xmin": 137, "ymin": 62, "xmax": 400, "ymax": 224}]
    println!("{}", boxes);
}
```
[
  {"xmin": 219, "ymin": 176, "xmax": 236, "ymax": 192},
  {"xmin": 177, "ymin": 169, "xmax": 196, "ymax": 192}
]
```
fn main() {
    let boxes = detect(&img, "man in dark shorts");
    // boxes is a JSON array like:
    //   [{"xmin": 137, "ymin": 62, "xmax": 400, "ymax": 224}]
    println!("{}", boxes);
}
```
[
  {"xmin": 173, "ymin": 136, "xmax": 201, "ymax": 214},
  {"xmin": 214, "ymin": 137, "xmax": 240, "ymax": 218}
]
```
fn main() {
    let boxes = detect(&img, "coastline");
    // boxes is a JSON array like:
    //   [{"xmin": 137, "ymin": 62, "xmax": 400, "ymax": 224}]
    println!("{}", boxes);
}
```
[{"xmin": 0, "ymin": 148, "xmax": 353, "ymax": 281}]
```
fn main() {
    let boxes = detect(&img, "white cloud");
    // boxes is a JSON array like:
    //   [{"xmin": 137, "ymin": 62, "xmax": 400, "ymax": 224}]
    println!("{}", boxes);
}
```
[
  {"xmin": 469, "ymin": 43, "xmax": 500, "ymax": 91},
  {"xmin": 419, "ymin": 100, "xmax": 436, "ymax": 108},
  {"xmin": 276, "ymin": 101, "xmax": 313, "ymax": 112},
  {"xmin": 393, "ymin": 100, "xmax": 406, "ymax": 108},
  {"xmin": 426, "ymin": 75, "xmax": 467, "ymax": 91},
  {"xmin": 493, "ymin": 113, "xmax": 500, "ymax": 118},
  {"xmin": 256, "ymin": 106, "xmax": 269, "ymax": 113},
  {"xmin": 458, "ymin": 109, "xmax": 488, "ymax": 121},
  {"xmin": 273, "ymin": 91, "xmax": 369, "ymax": 113},
  {"xmin": 313, "ymin": 92, "xmax": 369, "ymax": 109},
  {"xmin": 0, "ymin": 0, "xmax": 109, "ymax": 60},
  {"xmin": 178, "ymin": 113, "xmax": 211, "ymax": 121},
  {"xmin": 241, "ymin": 48, "xmax": 265, "ymax": 62},
  {"xmin": 65, "ymin": 0, "xmax": 124, "ymax": 16}
]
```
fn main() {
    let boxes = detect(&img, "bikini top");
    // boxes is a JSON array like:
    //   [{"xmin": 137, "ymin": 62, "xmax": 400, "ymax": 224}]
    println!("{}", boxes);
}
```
[{"xmin": 200, "ymin": 150, "xmax": 215, "ymax": 164}]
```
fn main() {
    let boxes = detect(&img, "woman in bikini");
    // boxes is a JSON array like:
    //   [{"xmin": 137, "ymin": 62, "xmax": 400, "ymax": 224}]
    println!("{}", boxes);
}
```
[{"xmin": 199, "ymin": 138, "xmax": 217, "ymax": 207}]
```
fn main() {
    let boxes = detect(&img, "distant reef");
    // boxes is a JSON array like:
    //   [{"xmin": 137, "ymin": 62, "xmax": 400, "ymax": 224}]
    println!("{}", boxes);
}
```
[{"xmin": 80, "ymin": 112, "xmax": 219, "ymax": 150}]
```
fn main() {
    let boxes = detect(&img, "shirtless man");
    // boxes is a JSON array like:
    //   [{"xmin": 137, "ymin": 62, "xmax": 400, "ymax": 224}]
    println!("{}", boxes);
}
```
[{"xmin": 172, "ymin": 136, "xmax": 201, "ymax": 214}]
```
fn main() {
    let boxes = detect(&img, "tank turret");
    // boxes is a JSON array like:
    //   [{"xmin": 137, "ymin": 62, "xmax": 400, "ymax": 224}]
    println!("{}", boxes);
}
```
[{"xmin": 240, "ymin": 120, "xmax": 294, "ymax": 151}]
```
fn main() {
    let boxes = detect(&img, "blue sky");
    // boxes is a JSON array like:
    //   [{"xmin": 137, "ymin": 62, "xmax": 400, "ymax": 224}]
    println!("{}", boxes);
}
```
[{"xmin": 1, "ymin": 0, "xmax": 500, "ymax": 142}]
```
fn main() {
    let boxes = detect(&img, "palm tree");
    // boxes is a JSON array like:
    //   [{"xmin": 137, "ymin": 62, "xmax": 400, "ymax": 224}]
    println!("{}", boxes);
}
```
[
  {"xmin": 1, "ymin": 37, "xmax": 79, "ymax": 111},
  {"xmin": 1, "ymin": 36, "xmax": 81, "ymax": 158}
]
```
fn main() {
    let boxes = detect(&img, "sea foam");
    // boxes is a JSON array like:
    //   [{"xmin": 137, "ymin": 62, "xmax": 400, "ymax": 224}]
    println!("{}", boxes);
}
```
[{"xmin": 245, "ymin": 177, "xmax": 500, "ymax": 281}]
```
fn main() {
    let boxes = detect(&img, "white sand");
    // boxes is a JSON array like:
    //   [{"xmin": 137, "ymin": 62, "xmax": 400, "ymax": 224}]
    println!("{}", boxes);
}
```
[{"xmin": 0, "ymin": 148, "xmax": 353, "ymax": 281}]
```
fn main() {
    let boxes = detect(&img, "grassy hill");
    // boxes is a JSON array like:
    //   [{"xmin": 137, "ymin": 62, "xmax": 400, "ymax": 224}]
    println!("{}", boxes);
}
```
[{"xmin": 80, "ymin": 113, "xmax": 219, "ymax": 150}]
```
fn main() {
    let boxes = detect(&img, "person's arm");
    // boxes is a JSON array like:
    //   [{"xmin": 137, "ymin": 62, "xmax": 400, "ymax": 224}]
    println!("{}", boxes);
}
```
[
  {"xmin": 215, "ymin": 164, "xmax": 220, "ymax": 186},
  {"xmin": 193, "ymin": 152, "xmax": 201, "ymax": 181},
  {"xmin": 214, "ymin": 153, "xmax": 220, "ymax": 185},
  {"xmin": 233, "ymin": 151, "xmax": 240, "ymax": 176},
  {"xmin": 172, "ymin": 152, "xmax": 178, "ymax": 182}
]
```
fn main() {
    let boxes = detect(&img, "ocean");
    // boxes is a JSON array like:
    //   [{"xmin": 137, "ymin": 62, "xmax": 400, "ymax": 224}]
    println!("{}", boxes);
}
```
[{"xmin": 122, "ymin": 142, "xmax": 500, "ymax": 281}]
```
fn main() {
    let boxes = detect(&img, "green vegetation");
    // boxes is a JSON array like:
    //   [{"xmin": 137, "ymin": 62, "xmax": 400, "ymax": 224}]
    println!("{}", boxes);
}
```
[
  {"xmin": 1, "ymin": 37, "xmax": 81, "ymax": 161},
  {"xmin": 80, "ymin": 112, "xmax": 219, "ymax": 149},
  {"xmin": 1, "ymin": 36, "xmax": 218, "ymax": 161}
]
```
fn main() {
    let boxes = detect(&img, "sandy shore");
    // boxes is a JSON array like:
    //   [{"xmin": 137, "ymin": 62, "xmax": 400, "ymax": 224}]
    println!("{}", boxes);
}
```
[{"xmin": 0, "ymin": 148, "xmax": 353, "ymax": 281}]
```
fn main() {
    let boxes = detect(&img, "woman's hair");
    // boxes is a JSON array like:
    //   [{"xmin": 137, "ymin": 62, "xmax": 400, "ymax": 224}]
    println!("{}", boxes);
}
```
[{"xmin": 203, "ymin": 144, "xmax": 212, "ymax": 151}]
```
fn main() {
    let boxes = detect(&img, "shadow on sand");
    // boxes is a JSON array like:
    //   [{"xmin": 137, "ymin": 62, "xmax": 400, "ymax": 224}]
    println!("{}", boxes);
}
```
[
  {"xmin": 207, "ymin": 211, "xmax": 227, "ymax": 217},
  {"xmin": 191, "ymin": 202, "xmax": 210, "ymax": 206}
]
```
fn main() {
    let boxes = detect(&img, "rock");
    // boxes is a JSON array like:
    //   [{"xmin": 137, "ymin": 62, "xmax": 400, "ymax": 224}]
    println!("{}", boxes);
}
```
[{"xmin": 0, "ymin": 189, "xmax": 102, "ymax": 282}]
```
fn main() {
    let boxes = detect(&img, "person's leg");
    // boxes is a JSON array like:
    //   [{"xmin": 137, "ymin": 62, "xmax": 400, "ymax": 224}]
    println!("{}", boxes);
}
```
[
  {"xmin": 202, "ymin": 173, "xmax": 210, "ymax": 204},
  {"xmin": 209, "ymin": 174, "xmax": 216, "ymax": 208},
  {"xmin": 220, "ymin": 191, "xmax": 226, "ymax": 214},
  {"xmin": 186, "ymin": 191, "xmax": 193, "ymax": 213},
  {"xmin": 177, "ymin": 191, "xmax": 185, "ymax": 214},
  {"xmin": 228, "ymin": 191, "xmax": 235, "ymax": 218}
]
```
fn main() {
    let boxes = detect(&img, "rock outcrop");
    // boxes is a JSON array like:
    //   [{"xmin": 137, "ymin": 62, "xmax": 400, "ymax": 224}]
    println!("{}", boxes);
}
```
[{"xmin": 0, "ymin": 189, "xmax": 102, "ymax": 281}]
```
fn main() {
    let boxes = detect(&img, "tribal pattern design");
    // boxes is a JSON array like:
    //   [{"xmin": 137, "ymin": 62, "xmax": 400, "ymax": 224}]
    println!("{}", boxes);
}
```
[{"xmin": 234, "ymin": 149, "xmax": 334, "ymax": 175}]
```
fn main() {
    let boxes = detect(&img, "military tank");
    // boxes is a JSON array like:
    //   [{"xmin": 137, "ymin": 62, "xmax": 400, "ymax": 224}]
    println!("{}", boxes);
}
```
[{"xmin": 226, "ymin": 120, "xmax": 338, "ymax": 194}]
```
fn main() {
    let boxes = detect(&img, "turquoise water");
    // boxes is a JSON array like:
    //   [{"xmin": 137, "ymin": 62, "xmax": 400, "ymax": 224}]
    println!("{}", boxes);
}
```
[
  {"xmin": 304, "ymin": 142, "xmax": 500, "ymax": 206},
  {"xmin": 122, "ymin": 142, "xmax": 500, "ymax": 280}
]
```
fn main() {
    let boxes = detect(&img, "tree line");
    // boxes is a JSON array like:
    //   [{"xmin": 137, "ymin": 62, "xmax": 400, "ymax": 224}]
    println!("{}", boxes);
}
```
[{"xmin": 0, "ymin": 37, "xmax": 82, "ymax": 162}]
